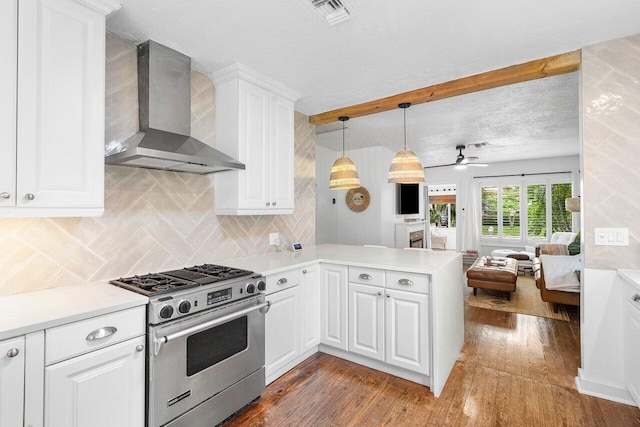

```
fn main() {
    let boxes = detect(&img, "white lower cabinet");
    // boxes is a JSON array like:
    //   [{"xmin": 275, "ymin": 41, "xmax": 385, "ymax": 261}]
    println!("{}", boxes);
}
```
[
  {"xmin": 265, "ymin": 285, "xmax": 300, "ymax": 376},
  {"xmin": 44, "ymin": 336, "xmax": 145, "ymax": 427},
  {"xmin": 349, "ymin": 283, "xmax": 385, "ymax": 361},
  {"xmin": 300, "ymin": 265, "xmax": 321, "ymax": 353},
  {"xmin": 385, "ymin": 289, "xmax": 430, "ymax": 373},
  {"xmin": 0, "ymin": 336, "xmax": 25, "ymax": 427},
  {"xmin": 320, "ymin": 264, "xmax": 349, "ymax": 351}
]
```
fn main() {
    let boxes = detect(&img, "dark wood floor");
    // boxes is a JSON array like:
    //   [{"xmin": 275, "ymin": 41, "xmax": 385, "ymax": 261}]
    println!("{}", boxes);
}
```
[{"xmin": 224, "ymin": 307, "xmax": 640, "ymax": 426}]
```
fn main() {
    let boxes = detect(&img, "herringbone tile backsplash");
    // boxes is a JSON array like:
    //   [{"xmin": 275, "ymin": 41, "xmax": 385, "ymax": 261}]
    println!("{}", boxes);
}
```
[{"xmin": 0, "ymin": 34, "xmax": 316, "ymax": 296}]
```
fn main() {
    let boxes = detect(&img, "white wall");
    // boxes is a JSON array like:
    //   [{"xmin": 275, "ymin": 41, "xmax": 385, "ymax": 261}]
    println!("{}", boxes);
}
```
[{"xmin": 316, "ymin": 145, "xmax": 405, "ymax": 247}]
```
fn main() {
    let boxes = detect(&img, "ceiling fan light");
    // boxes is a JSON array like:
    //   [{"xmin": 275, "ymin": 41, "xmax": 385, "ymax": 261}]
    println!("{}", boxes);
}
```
[
  {"xmin": 388, "ymin": 149, "xmax": 425, "ymax": 183},
  {"xmin": 330, "ymin": 156, "xmax": 360, "ymax": 189}
]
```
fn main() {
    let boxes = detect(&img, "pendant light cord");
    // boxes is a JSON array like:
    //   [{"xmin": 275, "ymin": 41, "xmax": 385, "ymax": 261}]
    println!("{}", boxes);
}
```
[
  {"xmin": 342, "ymin": 119, "xmax": 346, "ymax": 157},
  {"xmin": 403, "ymin": 107, "xmax": 407, "ymax": 151}
]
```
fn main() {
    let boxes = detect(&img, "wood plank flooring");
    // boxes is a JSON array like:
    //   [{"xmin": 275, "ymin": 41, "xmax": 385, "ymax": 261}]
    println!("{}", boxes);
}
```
[{"xmin": 223, "ymin": 307, "xmax": 640, "ymax": 426}]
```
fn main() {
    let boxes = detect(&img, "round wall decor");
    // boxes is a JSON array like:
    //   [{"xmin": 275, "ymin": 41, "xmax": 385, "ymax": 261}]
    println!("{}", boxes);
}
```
[{"xmin": 346, "ymin": 186, "xmax": 370, "ymax": 212}]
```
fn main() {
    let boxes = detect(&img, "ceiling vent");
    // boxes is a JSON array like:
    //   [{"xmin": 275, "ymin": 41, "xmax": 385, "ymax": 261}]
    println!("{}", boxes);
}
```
[{"xmin": 306, "ymin": 0, "xmax": 354, "ymax": 26}]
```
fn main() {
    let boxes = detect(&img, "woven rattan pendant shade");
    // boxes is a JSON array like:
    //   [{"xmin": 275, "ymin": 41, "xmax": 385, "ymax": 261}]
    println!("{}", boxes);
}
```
[
  {"xmin": 388, "ymin": 103, "xmax": 424, "ymax": 184},
  {"xmin": 329, "ymin": 116, "xmax": 360, "ymax": 190}
]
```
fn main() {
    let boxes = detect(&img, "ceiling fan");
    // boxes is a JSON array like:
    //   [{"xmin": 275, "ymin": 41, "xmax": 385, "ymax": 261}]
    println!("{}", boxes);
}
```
[{"xmin": 426, "ymin": 145, "xmax": 489, "ymax": 169}]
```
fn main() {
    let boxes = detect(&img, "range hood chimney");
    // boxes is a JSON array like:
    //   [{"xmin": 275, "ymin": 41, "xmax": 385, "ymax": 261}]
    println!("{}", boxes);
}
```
[{"xmin": 105, "ymin": 40, "xmax": 245, "ymax": 174}]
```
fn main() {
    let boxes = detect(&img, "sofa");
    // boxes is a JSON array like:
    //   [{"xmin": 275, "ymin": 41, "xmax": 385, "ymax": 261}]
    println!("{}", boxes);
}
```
[{"xmin": 533, "ymin": 244, "xmax": 580, "ymax": 312}]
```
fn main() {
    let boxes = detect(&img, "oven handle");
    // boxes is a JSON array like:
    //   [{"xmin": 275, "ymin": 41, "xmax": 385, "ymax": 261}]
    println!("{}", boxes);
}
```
[{"xmin": 153, "ymin": 300, "xmax": 271, "ymax": 356}]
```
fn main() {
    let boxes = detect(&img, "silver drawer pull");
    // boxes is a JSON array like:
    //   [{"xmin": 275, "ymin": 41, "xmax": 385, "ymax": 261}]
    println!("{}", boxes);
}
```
[
  {"xmin": 86, "ymin": 326, "xmax": 117, "ymax": 341},
  {"xmin": 633, "ymin": 294, "xmax": 640, "ymax": 303},
  {"xmin": 398, "ymin": 279, "xmax": 414, "ymax": 286},
  {"xmin": 6, "ymin": 348, "xmax": 19, "ymax": 358},
  {"xmin": 0, "ymin": 192, "xmax": 10, "ymax": 199},
  {"xmin": 277, "ymin": 278, "xmax": 288, "ymax": 286},
  {"xmin": 359, "ymin": 274, "xmax": 372, "ymax": 280}
]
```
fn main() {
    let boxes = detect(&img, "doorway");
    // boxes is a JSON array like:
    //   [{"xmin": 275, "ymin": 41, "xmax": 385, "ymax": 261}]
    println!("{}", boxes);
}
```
[{"xmin": 426, "ymin": 184, "xmax": 456, "ymax": 250}]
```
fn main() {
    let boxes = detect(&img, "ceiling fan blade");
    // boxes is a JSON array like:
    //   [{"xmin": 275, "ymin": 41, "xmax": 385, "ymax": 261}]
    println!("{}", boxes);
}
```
[
  {"xmin": 424, "ymin": 163, "xmax": 456, "ymax": 169},
  {"xmin": 466, "ymin": 156, "xmax": 479, "ymax": 161},
  {"xmin": 468, "ymin": 163, "xmax": 489, "ymax": 167}
]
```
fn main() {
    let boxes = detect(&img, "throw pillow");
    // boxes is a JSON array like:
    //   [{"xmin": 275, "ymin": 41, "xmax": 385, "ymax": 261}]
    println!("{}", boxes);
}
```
[{"xmin": 540, "ymin": 254, "xmax": 581, "ymax": 292}]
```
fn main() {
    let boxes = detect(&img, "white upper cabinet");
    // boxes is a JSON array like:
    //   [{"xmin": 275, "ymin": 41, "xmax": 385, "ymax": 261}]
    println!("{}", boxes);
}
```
[
  {"xmin": 0, "ymin": 0, "xmax": 117, "ymax": 218},
  {"xmin": 212, "ymin": 64, "xmax": 300, "ymax": 215},
  {"xmin": 0, "ymin": 0, "xmax": 17, "ymax": 210}
]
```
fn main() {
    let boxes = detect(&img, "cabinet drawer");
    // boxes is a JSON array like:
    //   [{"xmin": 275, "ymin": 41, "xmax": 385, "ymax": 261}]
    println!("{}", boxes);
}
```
[
  {"xmin": 45, "ymin": 306, "xmax": 145, "ymax": 365},
  {"xmin": 386, "ymin": 271, "xmax": 430, "ymax": 294},
  {"xmin": 349, "ymin": 266, "xmax": 385, "ymax": 287},
  {"xmin": 266, "ymin": 268, "xmax": 300, "ymax": 295}
]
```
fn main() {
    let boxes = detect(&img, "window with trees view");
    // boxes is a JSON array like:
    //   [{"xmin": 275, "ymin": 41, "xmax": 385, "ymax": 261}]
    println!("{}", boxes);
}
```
[{"xmin": 480, "ymin": 176, "xmax": 573, "ymax": 242}]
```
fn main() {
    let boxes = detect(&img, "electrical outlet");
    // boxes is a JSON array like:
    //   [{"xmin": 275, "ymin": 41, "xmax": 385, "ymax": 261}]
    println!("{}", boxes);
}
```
[{"xmin": 269, "ymin": 232, "xmax": 280, "ymax": 246}]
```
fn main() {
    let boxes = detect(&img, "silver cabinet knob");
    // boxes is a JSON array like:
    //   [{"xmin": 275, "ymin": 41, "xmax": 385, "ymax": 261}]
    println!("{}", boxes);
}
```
[
  {"xmin": 266, "ymin": 202, "xmax": 271, "ymax": 206},
  {"xmin": 386, "ymin": 294, "xmax": 391, "ymax": 298},
  {"xmin": 25, "ymin": 193, "xmax": 35, "ymax": 200},
  {"xmin": 272, "ymin": 201, "xmax": 277, "ymax": 206},
  {"xmin": 0, "ymin": 192, "xmax": 9, "ymax": 199},
  {"xmin": 302, "ymin": 269, "xmax": 307, "ymax": 274},
  {"xmin": 136, "ymin": 345, "xmax": 144, "ymax": 352},
  {"xmin": 377, "ymin": 291, "xmax": 382, "ymax": 296},
  {"xmin": 7, "ymin": 348, "xmax": 19, "ymax": 358}
]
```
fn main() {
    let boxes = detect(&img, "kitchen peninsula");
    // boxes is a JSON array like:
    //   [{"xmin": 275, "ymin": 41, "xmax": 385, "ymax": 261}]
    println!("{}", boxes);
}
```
[{"xmin": 225, "ymin": 244, "xmax": 464, "ymax": 397}]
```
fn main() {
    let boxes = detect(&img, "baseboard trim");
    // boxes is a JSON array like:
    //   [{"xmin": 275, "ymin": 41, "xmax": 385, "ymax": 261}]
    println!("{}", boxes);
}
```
[{"xmin": 576, "ymin": 368, "xmax": 636, "ymax": 406}]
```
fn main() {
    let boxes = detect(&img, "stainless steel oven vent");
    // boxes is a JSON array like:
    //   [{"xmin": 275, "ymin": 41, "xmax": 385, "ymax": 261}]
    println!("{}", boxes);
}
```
[{"xmin": 306, "ymin": 0, "xmax": 354, "ymax": 26}]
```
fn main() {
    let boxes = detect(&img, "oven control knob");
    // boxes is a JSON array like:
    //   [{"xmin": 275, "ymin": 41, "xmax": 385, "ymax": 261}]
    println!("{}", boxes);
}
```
[
  {"xmin": 246, "ymin": 283, "xmax": 256, "ymax": 294},
  {"xmin": 159, "ymin": 305, "xmax": 174, "ymax": 319},
  {"xmin": 257, "ymin": 280, "xmax": 266, "ymax": 291},
  {"xmin": 178, "ymin": 300, "xmax": 191, "ymax": 314}
]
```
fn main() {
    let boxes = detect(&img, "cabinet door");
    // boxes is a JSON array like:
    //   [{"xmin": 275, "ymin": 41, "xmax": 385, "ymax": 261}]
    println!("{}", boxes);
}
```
[
  {"xmin": 0, "ymin": 0, "xmax": 17, "ymax": 208},
  {"xmin": 385, "ymin": 289, "xmax": 430, "ymax": 374},
  {"xmin": 300, "ymin": 265, "xmax": 321, "ymax": 353},
  {"xmin": 0, "ymin": 336, "xmax": 25, "ymax": 427},
  {"xmin": 349, "ymin": 283, "xmax": 385, "ymax": 361},
  {"xmin": 238, "ymin": 79, "xmax": 270, "ymax": 210},
  {"xmin": 624, "ymin": 300, "xmax": 640, "ymax": 406},
  {"xmin": 45, "ymin": 336, "xmax": 145, "ymax": 427},
  {"xmin": 265, "ymin": 286, "xmax": 300, "ymax": 378},
  {"xmin": 269, "ymin": 93, "xmax": 295, "ymax": 210},
  {"xmin": 320, "ymin": 264, "xmax": 349, "ymax": 350},
  {"xmin": 16, "ymin": 0, "xmax": 105, "ymax": 210}
]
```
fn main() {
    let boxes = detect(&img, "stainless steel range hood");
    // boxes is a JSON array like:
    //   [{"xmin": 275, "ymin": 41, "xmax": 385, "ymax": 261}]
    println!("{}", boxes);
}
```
[{"xmin": 105, "ymin": 40, "xmax": 244, "ymax": 174}]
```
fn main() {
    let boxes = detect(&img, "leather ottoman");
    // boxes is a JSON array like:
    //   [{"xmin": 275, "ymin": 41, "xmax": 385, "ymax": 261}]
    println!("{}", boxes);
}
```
[{"xmin": 466, "ymin": 256, "xmax": 518, "ymax": 300}]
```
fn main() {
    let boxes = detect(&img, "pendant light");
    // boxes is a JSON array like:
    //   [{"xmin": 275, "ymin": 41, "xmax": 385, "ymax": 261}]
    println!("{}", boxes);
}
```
[
  {"xmin": 388, "ymin": 103, "xmax": 425, "ymax": 183},
  {"xmin": 329, "ymin": 116, "xmax": 360, "ymax": 190}
]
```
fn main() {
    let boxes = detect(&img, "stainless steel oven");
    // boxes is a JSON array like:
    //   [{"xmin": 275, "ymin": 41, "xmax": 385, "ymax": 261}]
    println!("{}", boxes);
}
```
[
  {"xmin": 149, "ymin": 293, "xmax": 268, "ymax": 426},
  {"xmin": 109, "ymin": 264, "xmax": 269, "ymax": 427}
]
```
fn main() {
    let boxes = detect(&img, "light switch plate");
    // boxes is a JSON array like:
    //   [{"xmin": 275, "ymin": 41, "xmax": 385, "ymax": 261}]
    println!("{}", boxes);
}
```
[{"xmin": 594, "ymin": 227, "xmax": 629, "ymax": 246}]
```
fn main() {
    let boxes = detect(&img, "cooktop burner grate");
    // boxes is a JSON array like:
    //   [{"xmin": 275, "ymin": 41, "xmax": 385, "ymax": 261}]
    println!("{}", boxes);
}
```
[{"xmin": 110, "ymin": 264, "xmax": 254, "ymax": 296}]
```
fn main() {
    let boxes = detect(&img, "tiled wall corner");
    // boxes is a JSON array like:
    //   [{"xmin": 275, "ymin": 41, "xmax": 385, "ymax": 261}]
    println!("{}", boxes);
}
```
[{"xmin": 582, "ymin": 34, "xmax": 640, "ymax": 269}]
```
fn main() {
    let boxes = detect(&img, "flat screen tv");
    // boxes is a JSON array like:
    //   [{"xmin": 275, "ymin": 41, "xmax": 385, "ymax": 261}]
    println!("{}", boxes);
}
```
[{"xmin": 397, "ymin": 183, "xmax": 419, "ymax": 214}]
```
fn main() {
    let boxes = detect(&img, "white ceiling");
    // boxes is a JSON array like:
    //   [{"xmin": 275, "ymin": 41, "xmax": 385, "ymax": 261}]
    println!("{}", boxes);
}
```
[{"xmin": 106, "ymin": 0, "xmax": 640, "ymax": 165}]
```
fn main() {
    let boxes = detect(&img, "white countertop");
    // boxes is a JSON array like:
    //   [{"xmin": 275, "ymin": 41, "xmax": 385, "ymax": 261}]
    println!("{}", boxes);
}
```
[
  {"xmin": 0, "ymin": 281, "xmax": 148, "ymax": 340},
  {"xmin": 222, "ymin": 244, "xmax": 461, "ymax": 276},
  {"xmin": 618, "ymin": 269, "xmax": 640, "ymax": 290}
]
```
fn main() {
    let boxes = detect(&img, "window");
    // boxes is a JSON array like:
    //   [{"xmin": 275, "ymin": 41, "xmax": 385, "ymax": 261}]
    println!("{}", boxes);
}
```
[{"xmin": 479, "ymin": 175, "xmax": 573, "ymax": 243}]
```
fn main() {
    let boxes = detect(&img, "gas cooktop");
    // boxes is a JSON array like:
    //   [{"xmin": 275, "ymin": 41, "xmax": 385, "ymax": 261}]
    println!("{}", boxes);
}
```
[{"xmin": 110, "ymin": 264, "xmax": 254, "ymax": 297}]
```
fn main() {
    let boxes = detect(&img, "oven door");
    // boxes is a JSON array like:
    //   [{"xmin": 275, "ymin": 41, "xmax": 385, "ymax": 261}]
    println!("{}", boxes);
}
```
[{"xmin": 148, "ymin": 294, "xmax": 267, "ymax": 427}]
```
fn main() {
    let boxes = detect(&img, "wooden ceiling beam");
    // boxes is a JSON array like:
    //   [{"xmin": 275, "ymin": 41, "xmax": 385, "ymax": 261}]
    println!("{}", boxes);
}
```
[{"xmin": 308, "ymin": 50, "xmax": 581, "ymax": 126}]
